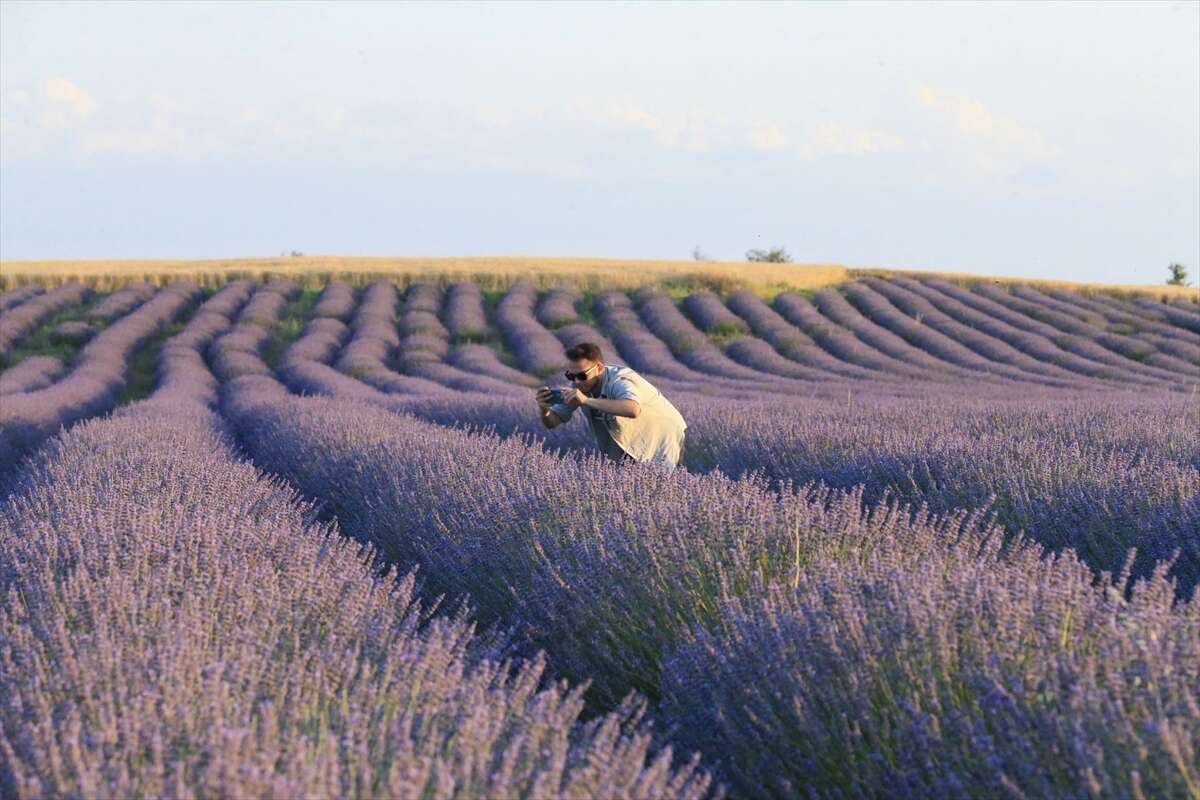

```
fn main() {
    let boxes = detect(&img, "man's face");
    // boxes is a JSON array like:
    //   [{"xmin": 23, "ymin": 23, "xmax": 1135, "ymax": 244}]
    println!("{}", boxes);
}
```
[{"xmin": 566, "ymin": 358, "xmax": 604, "ymax": 393}]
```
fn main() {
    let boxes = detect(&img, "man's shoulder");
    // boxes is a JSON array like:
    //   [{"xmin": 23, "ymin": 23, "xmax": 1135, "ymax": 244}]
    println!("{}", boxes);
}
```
[{"xmin": 605, "ymin": 364, "xmax": 645, "ymax": 387}]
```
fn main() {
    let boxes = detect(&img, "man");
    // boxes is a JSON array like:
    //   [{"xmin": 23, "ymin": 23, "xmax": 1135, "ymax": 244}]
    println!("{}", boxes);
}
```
[{"xmin": 536, "ymin": 342, "xmax": 688, "ymax": 468}]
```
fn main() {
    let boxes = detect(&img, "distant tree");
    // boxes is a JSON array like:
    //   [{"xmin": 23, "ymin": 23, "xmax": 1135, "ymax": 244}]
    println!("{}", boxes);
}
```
[
  {"xmin": 692, "ymin": 245, "xmax": 711, "ymax": 262},
  {"xmin": 1167, "ymin": 262, "xmax": 1190, "ymax": 286},
  {"xmin": 746, "ymin": 247, "xmax": 792, "ymax": 263}
]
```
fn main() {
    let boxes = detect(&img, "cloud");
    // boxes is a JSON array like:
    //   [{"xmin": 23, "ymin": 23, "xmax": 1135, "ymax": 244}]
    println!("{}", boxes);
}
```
[
  {"xmin": 749, "ymin": 121, "xmax": 789, "ymax": 152},
  {"xmin": 748, "ymin": 119, "xmax": 905, "ymax": 159},
  {"xmin": 801, "ymin": 122, "xmax": 906, "ymax": 159},
  {"xmin": 916, "ymin": 84, "xmax": 1054, "ymax": 161},
  {"xmin": 568, "ymin": 99, "xmax": 713, "ymax": 152},
  {"xmin": 38, "ymin": 77, "xmax": 96, "ymax": 128}
]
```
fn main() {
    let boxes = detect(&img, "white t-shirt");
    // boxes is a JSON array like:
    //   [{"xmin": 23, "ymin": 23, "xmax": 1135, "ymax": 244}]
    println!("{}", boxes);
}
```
[{"xmin": 551, "ymin": 364, "xmax": 687, "ymax": 468}]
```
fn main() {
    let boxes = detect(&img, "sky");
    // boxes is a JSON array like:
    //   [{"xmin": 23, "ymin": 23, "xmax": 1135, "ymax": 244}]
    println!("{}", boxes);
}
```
[{"xmin": 1, "ymin": 1, "xmax": 1197, "ymax": 285}]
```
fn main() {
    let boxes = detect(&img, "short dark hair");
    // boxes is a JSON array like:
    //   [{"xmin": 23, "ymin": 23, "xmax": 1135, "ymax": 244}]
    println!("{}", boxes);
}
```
[{"xmin": 565, "ymin": 342, "xmax": 603, "ymax": 363}]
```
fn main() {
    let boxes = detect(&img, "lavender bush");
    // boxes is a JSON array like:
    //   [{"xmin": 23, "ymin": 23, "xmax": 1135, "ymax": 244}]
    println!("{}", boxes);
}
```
[
  {"xmin": 1135, "ymin": 296, "xmax": 1200, "ymax": 334},
  {"xmin": 444, "ymin": 281, "xmax": 492, "ymax": 342},
  {"xmin": 679, "ymin": 291, "xmax": 748, "ymax": 337},
  {"xmin": 84, "ymin": 281, "xmax": 156, "ymax": 322},
  {"xmin": 724, "ymin": 290, "xmax": 882, "ymax": 380},
  {"xmin": 934, "ymin": 280, "xmax": 1191, "ymax": 386},
  {"xmin": 536, "ymin": 285, "xmax": 582, "ymax": 329},
  {"xmin": 0, "ymin": 356, "xmax": 65, "ymax": 396},
  {"xmin": 1, "ymin": 395, "xmax": 715, "ymax": 799},
  {"xmin": 994, "ymin": 283, "xmax": 1186, "ymax": 384},
  {"xmin": 495, "ymin": 281, "xmax": 568, "ymax": 376},
  {"xmin": 0, "ymin": 285, "xmax": 43, "ymax": 313},
  {"xmin": 852, "ymin": 279, "xmax": 1121, "ymax": 389},
  {"xmin": 310, "ymin": 280, "xmax": 357, "ymax": 320},
  {"xmin": 48, "ymin": 320, "xmax": 94, "ymax": 344},
  {"xmin": 446, "ymin": 344, "xmax": 543, "ymax": 388},
  {"xmin": 774, "ymin": 291, "xmax": 927, "ymax": 378},
  {"xmin": 660, "ymin": 554, "xmax": 1198, "ymax": 798},
  {"xmin": 0, "ymin": 282, "xmax": 199, "ymax": 469},
  {"xmin": 0, "ymin": 283, "xmax": 91, "ymax": 356}
]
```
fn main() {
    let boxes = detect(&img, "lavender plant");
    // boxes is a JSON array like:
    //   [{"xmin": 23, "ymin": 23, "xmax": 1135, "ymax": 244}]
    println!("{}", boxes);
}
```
[
  {"xmin": 0, "ymin": 355, "xmax": 65, "ymax": 396},
  {"xmin": 84, "ymin": 281, "xmax": 156, "ymax": 322},
  {"xmin": 0, "ymin": 396, "xmax": 715, "ymax": 799},
  {"xmin": 0, "ymin": 283, "xmax": 91, "ymax": 356},
  {"xmin": 495, "ymin": 281, "xmax": 569, "ymax": 376},
  {"xmin": 537, "ymin": 285, "xmax": 583, "ymax": 329},
  {"xmin": 443, "ymin": 281, "xmax": 492, "ymax": 342},
  {"xmin": 310, "ymin": 280, "xmax": 357, "ymax": 320}
]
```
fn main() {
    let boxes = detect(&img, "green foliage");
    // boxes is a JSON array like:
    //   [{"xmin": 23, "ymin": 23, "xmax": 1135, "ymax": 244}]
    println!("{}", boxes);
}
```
[
  {"xmin": 0, "ymin": 299, "xmax": 104, "ymax": 370},
  {"xmin": 707, "ymin": 323, "xmax": 747, "ymax": 347},
  {"xmin": 746, "ymin": 247, "xmax": 792, "ymax": 263},
  {"xmin": 262, "ymin": 289, "xmax": 321, "ymax": 369},
  {"xmin": 1166, "ymin": 262, "xmax": 1190, "ymax": 286},
  {"xmin": 115, "ymin": 320, "xmax": 189, "ymax": 406}
]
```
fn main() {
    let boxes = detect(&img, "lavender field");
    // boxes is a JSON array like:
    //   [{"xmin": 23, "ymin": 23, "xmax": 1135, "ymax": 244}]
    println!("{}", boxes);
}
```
[{"xmin": 1, "ymin": 273, "xmax": 1197, "ymax": 799}]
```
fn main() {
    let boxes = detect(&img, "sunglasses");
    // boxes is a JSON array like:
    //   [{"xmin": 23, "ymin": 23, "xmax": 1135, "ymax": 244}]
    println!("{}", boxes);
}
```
[{"xmin": 564, "ymin": 364, "xmax": 599, "ymax": 381}]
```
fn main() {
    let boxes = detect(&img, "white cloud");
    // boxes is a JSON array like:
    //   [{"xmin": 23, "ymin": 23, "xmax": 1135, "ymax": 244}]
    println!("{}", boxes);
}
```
[
  {"xmin": 749, "ymin": 121, "xmax": 789, "ymax": 152},
  {"xmin": 38, "ymin": 77, "xmax": 96, "ymax": 128},
  {"xmin": 800, "ymin": 122, "xmax": 906, "ymax": 159},
  {"xmin": 568, "ymin": 99, "xmax": 713, "ymax": 153},
  {"xmin": 916, "ymin": 84, "xmax": 1055, "ymax": 161}
]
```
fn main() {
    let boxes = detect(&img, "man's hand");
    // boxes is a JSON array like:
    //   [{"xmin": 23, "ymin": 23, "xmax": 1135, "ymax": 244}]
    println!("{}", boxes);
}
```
[
  {"xmin": 535, "ymin": 386, "xmax": 554, "ymax": 410},
  {"xmin": 564, "ymin": 387, "xmax": 587, "ymax": 408}
]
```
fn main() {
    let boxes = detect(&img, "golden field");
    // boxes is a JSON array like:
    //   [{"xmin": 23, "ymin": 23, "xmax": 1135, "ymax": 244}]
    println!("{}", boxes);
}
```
[
  {"xmin": 0, "ymin": 256, "xmax": 847, "ymax": 296},
  {"xmin": 0, "ymin": 255, "xmax": 1196, "ymax": 302}
]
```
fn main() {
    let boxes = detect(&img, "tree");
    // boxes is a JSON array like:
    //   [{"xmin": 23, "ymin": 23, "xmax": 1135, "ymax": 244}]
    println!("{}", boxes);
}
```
[
  {"xmin": 692, "ymin": 246, "xmax": 711, "ymax": 262},
  {"xmin": 746, "ymin": 247, "xmax": 792, "ymax": 263},
  {"xmin": 1166, "ymin": 262, "xmax": 1190, "ymax": 286}
]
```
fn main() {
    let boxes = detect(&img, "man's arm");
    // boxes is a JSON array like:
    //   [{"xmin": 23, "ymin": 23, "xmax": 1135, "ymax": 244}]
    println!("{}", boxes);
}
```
[
  {"xmin": 540, "ymin": 406, "xmax": 565, "ymax": 429},
  {"xmin": 583, "ymin": 396, "xmax": 641, "ymax": 418}
]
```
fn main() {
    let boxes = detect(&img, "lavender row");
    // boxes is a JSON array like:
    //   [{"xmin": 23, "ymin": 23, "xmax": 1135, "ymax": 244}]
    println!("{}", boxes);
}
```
[
  {"xmin": 536, "ymin": 285, "xmax": 583, "ymax": 329},
  {"xmin": 0, "ymin": 282, "xmax": 91, "ymax": 356},
  {"xmin": 0, "ymin": 285, "xmax": 42, "ymax": 312},
  {"xmin": 396, "ymin": 283, "xmax": 524, "ymax": 394},
  {"xmin": 0, "ymin": 283, "xmax": 200, "ymax": 470},
  {"xmin": 443, "ymin": 281, "xmax": 492, "ymax": 342},
  {"xmin": 208, "ymin": 283, "xmax": 289, "ymax": 382},
  {"xmin": 971, "ymin": 282, "xmax": 1196, "ymax": 381},
  {"xmin": 0, "ymin": 355, "xmax": 65, "ymax": 396},
  {"xmin": 661, "ymin": 552, "xmax": 1197, "ymax": 798},
  {"xmin": 1045, "ymin": 290, "xmax": 1200, "ymax": 368},
  {"xmin": 774, "ymin": 291, "xmax": 943, "ymax": 379},
  {"xmin": 913, "ymin": 278, "xmax": 1166, "ymax": 386},
  {"xmin": 1, "ymin": 392, "xmax": 713, "ymax": 798},
  {"xmin": 219, "ymin": 378, "xmax": 993, "ymax": 706},
  {"xmin": 217, "ymin": 383, "xmax": 1198, "ymax": 798},
  {"xmin": 1134, "ymin": 295, "xmax": 1200, "ymax": 335},
  {"xmin": 723, "ymin": 290, "xmax": 883, "ymax": 381},
  {"xmin": 392, "ymin": 379, "xmax": 1199, "ymax": 595},
  {"xmin": 852, "ymin": 280, "xmax": 1118, "ymax": 389},
  {"xmin": 155, "ymin": 280, "xmax": 254, "ymax": 406},
  {"xmin": 309, "ymin": 279, "xmax": 357, "ymax": 320},
  {"xmin": 634, "ymin": 287, "xmax": 790, "ymax": 384},
  {"xmin": 925, "ymin": 280, "xmax": 1191, "ymax": 387},
  {"xmin": 332, "ymin": 281, "xmax": 447, "ymax": 396},
  {"xmin": 679, "ymin": 291, "xmax": 748, "ymax": 336},
  {"xmin": 992, "ymin": 282, "xmax": 1189, "ymax": 383},
  {"xmin": 1018, "ymin": 285, "xmax": 1200, "ymax": 376},
  {"xmin": 494, "ymin": 281, "xmax": 568, "ymax": 377},
  {"xmin": 83, "ymin": 281, "xmax": 156, "ymax": 322},
  {"xmin": 938, "ymin": 279, "xmax": 1200, "ymax": 380},
  {"xmin": 1082, "ymin": 291, "xmax": 1200, "ymax": 343}
]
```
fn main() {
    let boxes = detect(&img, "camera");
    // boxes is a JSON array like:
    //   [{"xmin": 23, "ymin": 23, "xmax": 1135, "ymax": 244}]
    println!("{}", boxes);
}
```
[{"xmin": 543, "ymin": 388, "xmax": 567, "ymax": 405}]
